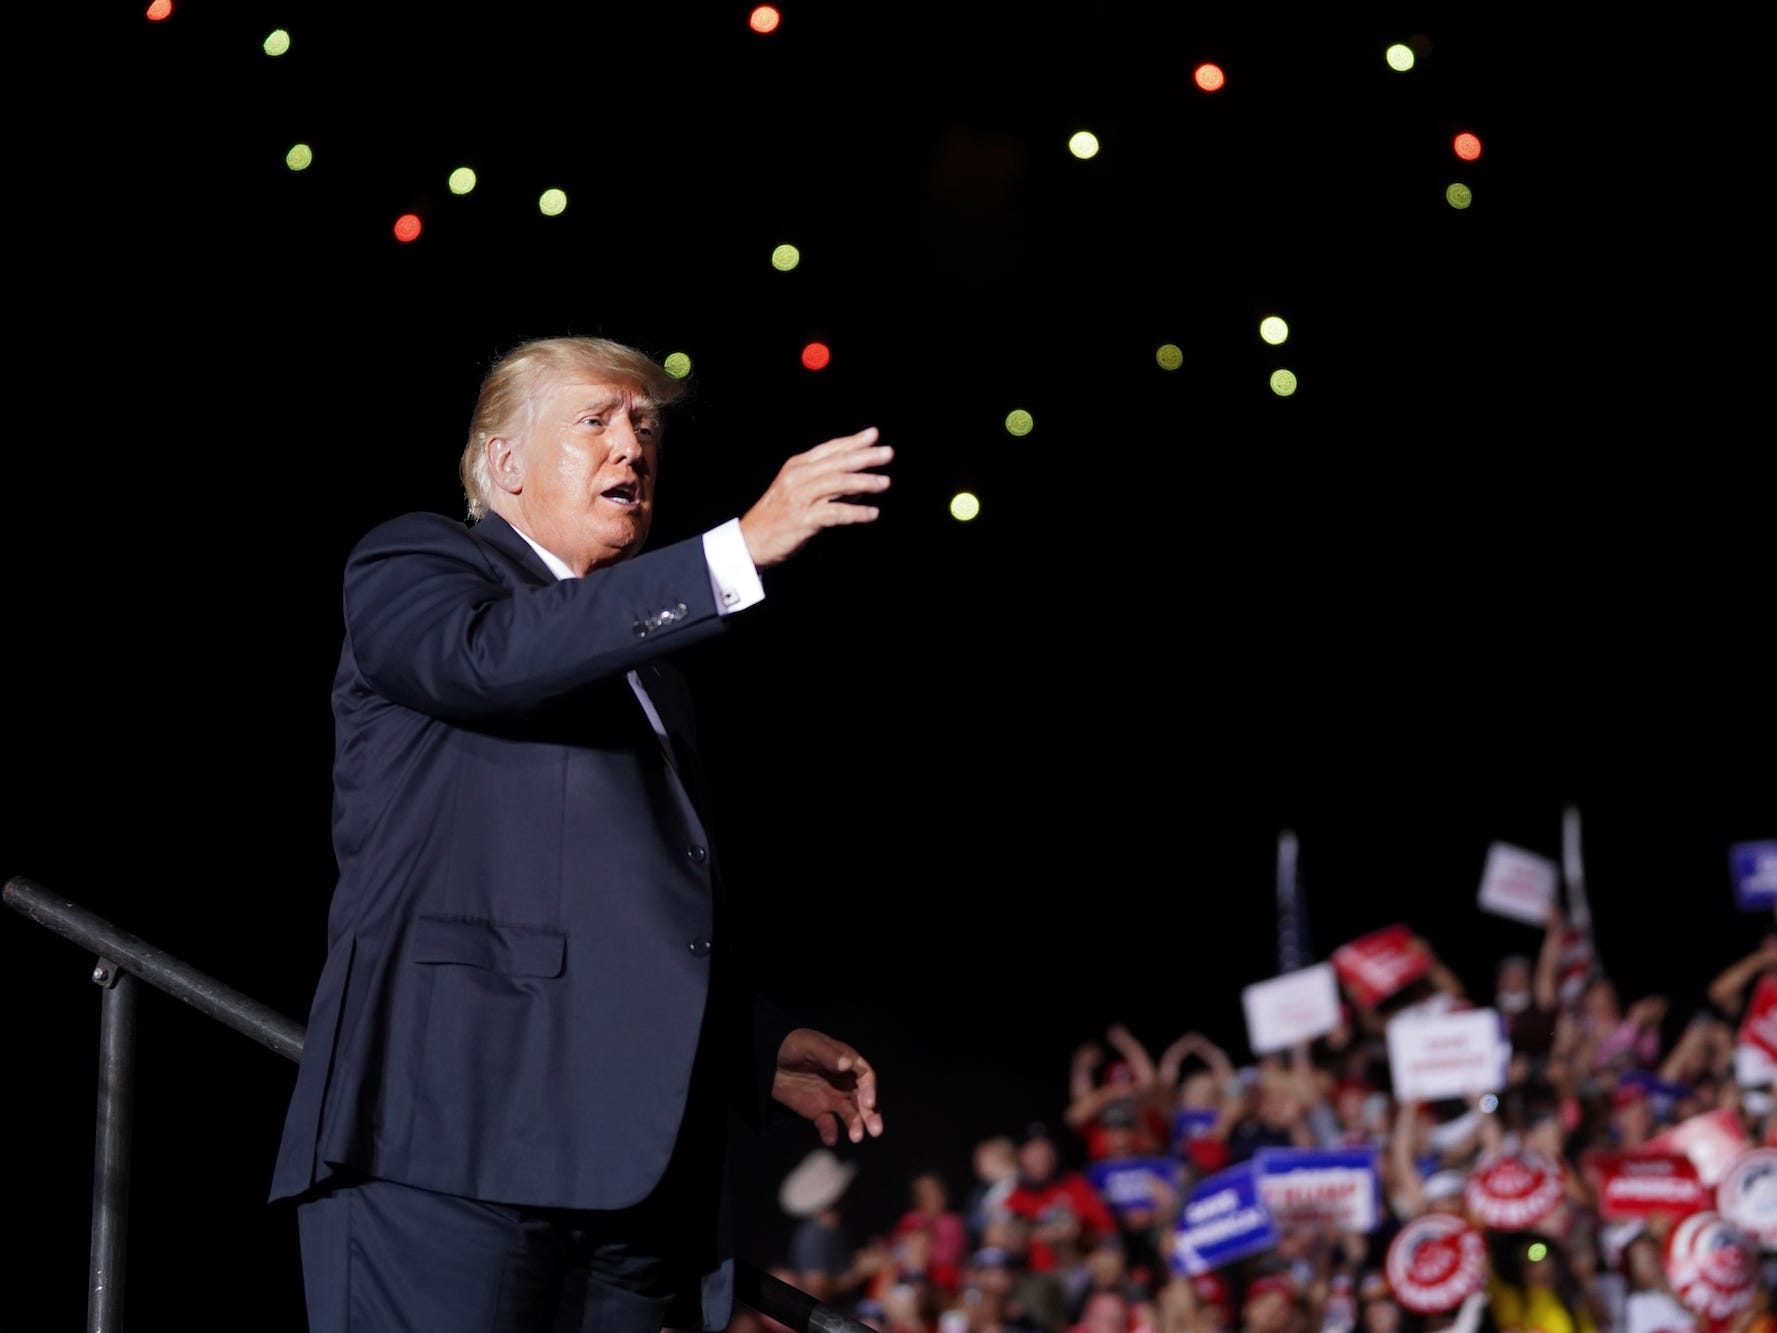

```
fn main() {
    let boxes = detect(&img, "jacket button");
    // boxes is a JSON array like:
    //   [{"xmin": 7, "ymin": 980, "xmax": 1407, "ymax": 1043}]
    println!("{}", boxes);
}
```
[
  {"xmin": 687, "ymin": 845, "xmax": 707, "ymax": 864},
  {"xmin": 689, "ymin": 938, "xmax": 712, "ymax": 956}
]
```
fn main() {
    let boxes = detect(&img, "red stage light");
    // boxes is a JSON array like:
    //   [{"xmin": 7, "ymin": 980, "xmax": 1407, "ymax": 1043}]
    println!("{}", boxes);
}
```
[
  {"xmin": 801, "ymin": 342, "xmax": 831, "ymax": 370},
  {"xmin": 146, "ymin": 0, "xmax": 172, "ymax": 19},
  {"xmin": 1194, "ymin": 63, "xmax": 1225, "ymax": 92},
  {"xmin": 393, "ymin": 214, "xmax": 423, "ymax": 243},
  {"xmin": 750, "ymin": 7, "xmax": 780, "ymax": 33},
  {"xmin": 1454, "ymin": 132, "xmax": 1482, "ymax": 161}
]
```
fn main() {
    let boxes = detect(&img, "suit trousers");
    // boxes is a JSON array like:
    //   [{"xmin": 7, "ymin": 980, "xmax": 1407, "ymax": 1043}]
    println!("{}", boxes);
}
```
[{"xmin": 294, "ymin": 1038, "xmax": 729, "ymax": 1332}]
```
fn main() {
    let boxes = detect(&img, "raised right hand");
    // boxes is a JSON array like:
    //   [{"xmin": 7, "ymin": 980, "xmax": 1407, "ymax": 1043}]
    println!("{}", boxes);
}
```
[{"xmin": 738, "ymin": 427, "xmax": 893, "ymax": 568}]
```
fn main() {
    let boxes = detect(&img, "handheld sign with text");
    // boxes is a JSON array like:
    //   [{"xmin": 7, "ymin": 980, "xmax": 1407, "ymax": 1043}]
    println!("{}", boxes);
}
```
[
  {"xmin": 1086, "ymin": 1156, "xmax": 1183, "ymax": 1222},
  {"xmin": 1714, "ymin": 1146, "xmax": 1777, "ymax": 1248},
  {"xmin": 1464, "ymin": 1150, "xmax": 1566, "ymax": 1231},
  {"xmin": 1332, "ymin": 925, "xmax": 1431, "ymax": 1009},
  {"xmin": 1171, "ymin": 1107, "xmax": 1221, "ymax": 1154},
  {"xmin": 1384, "ymin": 1213, "xmax": 1488, "ymax": 1314},
  {"xmin": 1664, "ymin": 1211, "xmax": 1759, "ymax": 1322},
  {"xmin": 1242, "ymin": 964, "xmax": 1341, "ymax": 1055},
  {"xmin": 1738, "ymin": 973, "xmax": 1777, "ymax": 1063},
  {"xmin": 1476, "ymin": 841, "xmax": 1558, "ymax": 927},
  {"xmin": 1730, "ymin": 840, "xmax": 1777, "ymax": 911},
  {"xmin": 1640, "ymin": 1107, "xmax": 1754, "ymax": 1188},
  {"xmin": 1170, "ymin": 1162, "xmax": 1279, "ymax": 1277},
  {"xmin": 1386, "ymin": 1007, "xmax": 1508, "ymax": 1103},
  {"xmin": 1581, "ymin": 1150, "xmax": 1707, "ymax": 1224},
  {"xmin": 1255, "ymin": 1148, "xmax": 1383, "ymax": 1233}
]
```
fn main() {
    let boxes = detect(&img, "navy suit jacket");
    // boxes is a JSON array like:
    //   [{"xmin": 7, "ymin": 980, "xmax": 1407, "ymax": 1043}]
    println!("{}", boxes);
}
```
[{"xmin": 270, "ymin": 510, "xmax": 790, "ymax": 1322}]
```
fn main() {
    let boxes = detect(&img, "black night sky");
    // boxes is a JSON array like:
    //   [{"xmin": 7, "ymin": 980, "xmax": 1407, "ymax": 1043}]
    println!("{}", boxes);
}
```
[{"xmin": 5, "ymin": 5, "xmax": 1770, "ymax": 1329}]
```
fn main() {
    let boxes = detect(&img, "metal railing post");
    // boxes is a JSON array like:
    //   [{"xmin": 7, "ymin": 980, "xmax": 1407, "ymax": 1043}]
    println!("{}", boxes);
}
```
[{"xmin": 89, "ymin": 957, "xmax": 138, "ymax": 1333}]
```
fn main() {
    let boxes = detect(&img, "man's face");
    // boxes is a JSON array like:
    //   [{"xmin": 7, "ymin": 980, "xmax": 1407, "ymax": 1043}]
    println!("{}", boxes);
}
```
[
  {"xmin": 503, "ymin": 371, "xmax": 660, "ymax": 574},
  {"xmin": 1496, "ymin": 961, "xmax": 1532, "ymax": 1013},
  {"xmin": 1018, "ymin": 1136, "xmax": 1056, "ymax": 1183}
]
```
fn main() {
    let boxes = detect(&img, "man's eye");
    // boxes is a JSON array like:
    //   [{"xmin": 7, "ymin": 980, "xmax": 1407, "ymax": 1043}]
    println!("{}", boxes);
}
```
[{"xmin": 580, "ymin": 416, "xmax": 602, "ymax": 428}]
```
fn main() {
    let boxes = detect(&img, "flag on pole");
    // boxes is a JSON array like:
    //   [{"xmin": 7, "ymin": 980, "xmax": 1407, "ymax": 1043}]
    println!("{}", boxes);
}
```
[
  {"xmin": 1561, "ymin": 804, "xmax": 1599, "ymax": 1001},
  {"xmin": 1277, "ymin": 829, "xmax": 1312, "ymax": 973}
]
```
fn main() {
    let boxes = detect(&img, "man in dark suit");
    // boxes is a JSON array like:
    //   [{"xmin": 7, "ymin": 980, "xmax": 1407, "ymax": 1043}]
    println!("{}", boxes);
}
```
[{"xmin": 269, "ymin": 334, "xmax": 892, "ymax": 1332}]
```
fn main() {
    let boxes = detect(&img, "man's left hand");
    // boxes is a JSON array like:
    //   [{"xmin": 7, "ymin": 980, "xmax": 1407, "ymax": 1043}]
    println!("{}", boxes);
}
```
[{"xmin": 772, "ymin": 1027, "xmax": 885, "ymax": 1147}]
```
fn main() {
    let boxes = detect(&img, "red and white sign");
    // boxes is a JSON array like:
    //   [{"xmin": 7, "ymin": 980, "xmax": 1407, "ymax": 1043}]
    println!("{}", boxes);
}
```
[
  {"xmin": 1332, "ymin": 925, "xmax": 1431, "ymax": 1009},
  {"xmin": 1714, "ymin": 1146, "xmax": 1777, "ymax": 1247},
  {"xmin": 1476, "ymin": 841, "xmax": 1559, "ymax": 927},
  {"xmin": 1584, "ymin": 1151, "xmax": 1708, "ymax": 1224},
  {"xmin": 1464, "ymin": 1151, "xmax": 1566, "ymax": 1231},
  {"xmin": 1641, "ymin": 1108, "xmax": 1754, "ymax": 1189},
  {"xmin": 1384, "ymin": 1213, "xmax": 1488, "ymax": 1314},
  {"xmin": 1386, "ymin": 1008, "xmax": 1508, "ymax": 1103},
  {"xmin": 1243, "ymin": 964, "xmax": 1341, "ymax": 1055},
  {"xmin": 1738, "ymin": 973, "xmax": 1777, "ymax": 1063},
  {"xmin": 1664, "ymin": 1211, "xmax": 1758, "ymax": 1321}
]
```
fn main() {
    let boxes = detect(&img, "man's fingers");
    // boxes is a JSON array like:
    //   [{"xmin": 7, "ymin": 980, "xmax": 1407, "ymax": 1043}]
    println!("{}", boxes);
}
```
[{"xmin": 807, "ymin": 426, "xmax": 882, "ymax": 455}]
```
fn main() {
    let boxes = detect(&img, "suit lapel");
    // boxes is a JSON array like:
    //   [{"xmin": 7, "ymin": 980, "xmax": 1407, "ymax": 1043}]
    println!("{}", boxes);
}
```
[
  {"xmin": 474, "ymin": 513, "xmax": 711, "ymax": 826},
  {"xmin": 638, "ymin": 661, "xmax": 710, "ymax": 818}
]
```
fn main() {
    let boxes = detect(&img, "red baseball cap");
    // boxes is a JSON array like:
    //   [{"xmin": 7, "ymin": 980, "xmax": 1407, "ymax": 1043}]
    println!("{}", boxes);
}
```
[
  {"xmin": 1190, "ymin": 1273, "xmax": 1231, "ymax": 1312},
  {"xmin": 1245, "ymin": 1274, "xmax": 1298, "ymax": 1305}
]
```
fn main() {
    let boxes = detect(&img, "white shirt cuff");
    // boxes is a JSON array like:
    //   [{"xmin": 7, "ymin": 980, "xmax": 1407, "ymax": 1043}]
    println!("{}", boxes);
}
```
[{"xmin": 703, "ymin": 518, "xmax": 765, "ymax": 614}]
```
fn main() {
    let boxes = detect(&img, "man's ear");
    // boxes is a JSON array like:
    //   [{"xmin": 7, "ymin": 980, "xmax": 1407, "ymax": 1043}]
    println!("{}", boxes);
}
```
[{"xmin": 487, "ymin": 435, "xmax": 524, "ymax": 497}]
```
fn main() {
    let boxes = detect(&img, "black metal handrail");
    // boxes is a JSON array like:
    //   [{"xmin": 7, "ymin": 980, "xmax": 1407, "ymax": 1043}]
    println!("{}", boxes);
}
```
[{"xmin": 5, "ymin": 874, "xmax": 869, "ymax": 1333}]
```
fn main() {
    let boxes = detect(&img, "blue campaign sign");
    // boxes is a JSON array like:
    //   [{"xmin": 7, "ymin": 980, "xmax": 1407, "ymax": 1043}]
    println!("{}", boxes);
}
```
[
  {"xmin": 1731, "ymin": 840, "xmax": 1777, "ymax": 910},
  {"xmin": 1617, "ymin": 1070, "xmax": 1691, "ymax": 1124},
  {"xmin": 1086, "ymin": 1156, "xmax": 1183, "ymax": 1219},
  {"xmin": 1254, "ymin": 1147, "xmax": 1384, "ymax": 1233},
  {"xmin": 1170, "ymin": 1107, "xmax": 1220, "ymax": 1153},
  {"xmin": 1170, "ymin": 1161, "xmax": 1279, "ymax": 1276}
]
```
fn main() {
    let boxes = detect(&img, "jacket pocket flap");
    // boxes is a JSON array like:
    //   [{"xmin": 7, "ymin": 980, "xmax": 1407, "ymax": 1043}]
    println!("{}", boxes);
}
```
[{"xmin": 411, "ymin": 915, "xmax": 565, "ymax": 977}]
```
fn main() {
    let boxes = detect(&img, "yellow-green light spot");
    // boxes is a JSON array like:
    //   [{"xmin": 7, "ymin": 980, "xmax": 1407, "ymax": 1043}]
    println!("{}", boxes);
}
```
[
  {"xmin": 662, "ymin": 352, "xmax": 692, "ymax": 380},
  {"xmin": 1004, "ymin": 409, "xmax": 1033, "ymax": 437},
  {"xmin": 264, "ymin": 29, "xmax": 291, "ymax": 57},
  {"xmin": 1259, "ymin": 316, "xmax": 1289, "ymax": 346},
  {"xmin": 285, "ymin": 143, "xmax": 313, "ymax": 171},
  {"xmin": 539, "ymin": 188, "xmax": 567, "ymax": 216},
  {"xmin": 1068, "ymin": 131, "xmax": 1100, "ymax": 160},
  {"xmin": 448, "ymin": 167, "xmax": 477, "ymax": 195},
  {"xmin": 1270, "ymin": 369, "xmax": 1298, "ymax": 397},
  {"xmin": 1385, "ymin": 43, "xmax": 1414, "ymax": 71},
  {"xmin": 771, "ymin": 243, "xmax": 800, "ymax": 272},
  {"xmin": 1446, "ymin": 182, "xmax": 1474, "ymax": 209},
  {"xmin": 1156, "ymin": 344, "xmax": 1184, "ymax": 371},
  {"xmin": 1527, "ymin": 1243, "xmax": 1548, "ymax": 1263},
  {"xmin": 950, "ymin": 492, "xmax": 981, "ymax": 522}
]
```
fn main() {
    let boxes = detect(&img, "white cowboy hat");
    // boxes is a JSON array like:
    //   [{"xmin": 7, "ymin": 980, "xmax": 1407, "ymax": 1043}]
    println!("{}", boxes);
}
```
[{"xmin": 779, "ymin": 1148, "xmax": 858, "ymax": 1218}]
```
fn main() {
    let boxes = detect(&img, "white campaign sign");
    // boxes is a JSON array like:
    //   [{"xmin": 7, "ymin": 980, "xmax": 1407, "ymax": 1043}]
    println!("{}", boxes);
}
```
[
  {"xmin": 1387, "ymin": 1008, "xmax": 1508, "ymax": 1102},
  {"xmin": 1477, "ymin": 841, "xmax": 1558, "ymax": 926},
  {"xmin": 1243, "ymin": 964, "xmax": 1341, "ymax": 1055}
]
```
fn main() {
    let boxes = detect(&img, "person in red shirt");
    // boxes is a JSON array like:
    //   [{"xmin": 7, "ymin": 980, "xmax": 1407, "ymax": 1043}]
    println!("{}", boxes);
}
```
[
  {"xmin": 888, "ymin": 1170, "xmax": 970, "ymax": 1297},
  {"xmin": 1066, "ymin": 1025, "xmax": 1171, "ymax": 1161},
  {"xmin": 1001, "ymin": 1124, "xmax": 1120, "ymax": 1274}
]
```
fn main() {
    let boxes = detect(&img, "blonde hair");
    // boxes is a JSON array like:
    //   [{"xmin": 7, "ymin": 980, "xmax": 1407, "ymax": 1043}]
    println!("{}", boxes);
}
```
[{"xmin": 459, "ymin": 335, "xmax": 688, "ymax": 520}]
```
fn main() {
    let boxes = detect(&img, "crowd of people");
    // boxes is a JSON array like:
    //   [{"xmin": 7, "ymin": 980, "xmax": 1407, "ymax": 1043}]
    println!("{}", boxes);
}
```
[{"xmin": 741, "ymin": 906, "xmax": 1777, "ymax": 1333}]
